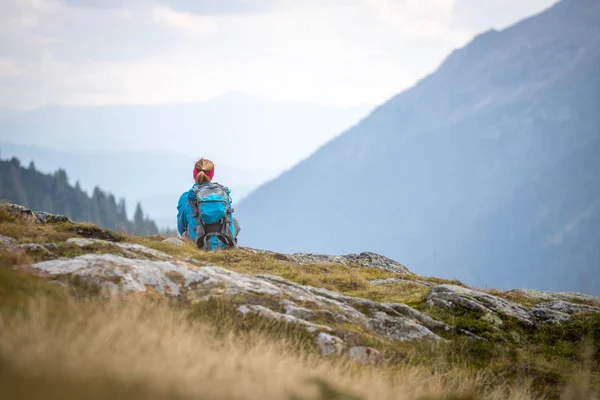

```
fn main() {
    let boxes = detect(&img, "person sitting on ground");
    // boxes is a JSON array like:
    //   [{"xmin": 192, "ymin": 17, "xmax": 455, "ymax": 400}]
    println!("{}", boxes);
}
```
[{"xmin": 177, "ymin": 158, "xmax": 240, "ymax": 250}]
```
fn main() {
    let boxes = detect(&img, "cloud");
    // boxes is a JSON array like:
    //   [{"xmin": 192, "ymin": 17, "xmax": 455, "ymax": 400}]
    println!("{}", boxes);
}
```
[
  {"xmin": 59, "ymin": 0, "xmax": 128, "ymax": 10},
  {"xmin": 153, "ymin": 0, "xmax": 275, "ymax": 15},
  {"xmin": 151, "ymin": 5, "xmax": 218, "ymax": 35},
  {"xmin": 0, "ymin": 0, "xmax": 557, "ymax": 109}
]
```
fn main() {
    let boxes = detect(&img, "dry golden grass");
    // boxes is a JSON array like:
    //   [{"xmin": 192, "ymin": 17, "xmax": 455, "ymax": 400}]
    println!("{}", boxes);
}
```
[
  {"xmin": 1, "ymin": 207, "xmax": 599, "ymax": 399},
  {"xmin": 0, "ymin": 293, "xmax": 545, "ymax": 400}
]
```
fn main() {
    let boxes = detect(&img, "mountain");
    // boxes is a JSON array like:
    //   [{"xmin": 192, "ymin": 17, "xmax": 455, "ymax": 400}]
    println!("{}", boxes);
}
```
[
  {"xmin": 0, "ymin": 92, "xmax": 372, "ymax": 172},
  {"xmin": 237, "ymin": 0, "xmax": 600, "ymax": 295},
  {"xmin": 0, "ymin": 157, "xmax": 159, "ymax": 235},
  {"xmin": 0, "ymin": 141, "xmax": 270, "ymax": 229}
]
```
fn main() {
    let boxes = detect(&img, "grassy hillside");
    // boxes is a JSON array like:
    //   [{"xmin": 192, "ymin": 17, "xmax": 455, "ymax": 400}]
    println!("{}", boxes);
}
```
[{"xmin": 0, "ymin": 204, "xmax": 598, "ymax": 400}]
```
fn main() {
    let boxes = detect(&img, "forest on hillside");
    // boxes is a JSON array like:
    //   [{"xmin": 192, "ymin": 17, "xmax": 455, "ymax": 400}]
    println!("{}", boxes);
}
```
[{"xmin": 0, "ymin": 156, "xmax": 159, "ymax": 236}]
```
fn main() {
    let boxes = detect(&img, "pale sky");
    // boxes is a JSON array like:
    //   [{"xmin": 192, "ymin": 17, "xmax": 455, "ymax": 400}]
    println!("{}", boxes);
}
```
[{"xmin": 1, "ymin": 0, "xmax": 557, "ymax": 110}]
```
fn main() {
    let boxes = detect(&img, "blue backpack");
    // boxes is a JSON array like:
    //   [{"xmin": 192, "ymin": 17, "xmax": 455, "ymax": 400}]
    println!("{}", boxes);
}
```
[{"xmin": 188, "ymin": 183, "xmax": 237, "ymax": 250}]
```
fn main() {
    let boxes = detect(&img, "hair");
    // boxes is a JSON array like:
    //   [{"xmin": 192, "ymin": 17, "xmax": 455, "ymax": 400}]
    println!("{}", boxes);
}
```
[{"xmin": 194, "ymin": 158, "xmax": 215, "ymax": 185}]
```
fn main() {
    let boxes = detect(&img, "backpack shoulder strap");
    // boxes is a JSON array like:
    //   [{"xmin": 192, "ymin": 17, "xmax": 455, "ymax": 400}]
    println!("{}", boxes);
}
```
[{"xmin": 188, "ymin": 187, "xmax": 206, "ymax": 241}]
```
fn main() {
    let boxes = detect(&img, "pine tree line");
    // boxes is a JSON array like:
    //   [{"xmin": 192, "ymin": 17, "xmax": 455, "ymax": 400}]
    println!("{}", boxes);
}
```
[{"xmin": 0, "ymin": 157, "xmax": 159, "ymax": 236}]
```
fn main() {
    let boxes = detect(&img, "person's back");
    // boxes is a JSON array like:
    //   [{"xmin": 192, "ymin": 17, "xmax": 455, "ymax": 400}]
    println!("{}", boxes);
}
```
[{"xmin": 177, "ymin": 158, "xmax": 240, "ymax": 250}]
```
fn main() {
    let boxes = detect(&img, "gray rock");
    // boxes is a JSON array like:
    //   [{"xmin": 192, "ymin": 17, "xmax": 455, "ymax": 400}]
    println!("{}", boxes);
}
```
[
  {"xmin": 66, "ymin": 238, "xmax": 172, "ymax": 260},
  {"xmin": 1, "ymin": 204, "xmax": 34, "ymax": 220},
  {"xmin": 531, "ymin": 301, "xmax": 600, "ymax": 324},
  {"xmin": 368, "ymin": 311, "xmax": 442, "ymax": 342},
  {"xmin": 31, "ymin": 254, "xmax": 197, "ymax": 296},
  {"xmin": 427, "ymin": 284, "xmax": 535, "ymax": 327},
  {"xmin": 370, "ymin": 278, "xmax": 433, "ymax": 287},
  {"xmin": 0, "ymin": 237, "xmax": 53, "ymax": 262},
  {"xmin": 162, "ymin": 238, "xmax": 185, "ymax": 246},
  {"xmin": 20, "ymin": 243, "xmax": 53, "ymax": 256},
  {"xmin": 285, "ymin": 301, "xmax": 349, "ymax": 323},
  {"xmin": 0, "ymin": 234, "xmax": 19, "ymax": 249},
  {"xmin": 285, "ymin": 252, "xmax": 413, "ymax": 275},
  {"xmin": 505, "ymin": 288, "xmax": 600, "ymax": 306},
  {"xmin": 383, "ymin": 302, "xmax": 452, "ymax": 332},
  {"xmin": 316, "ymin": 333, "xmax": 345, "ymax": 357},
  {"xmin": 237, "ymin": 305, "xmax": 332, "ymax": 333},
  {"xmin": 427, "ymin": 286, "xmax": 600, "ymax": 327},
  {"xmin": 348, "ymin": 346, "xmax": 382, "ymax": 365},
  {"xmin": 481, "ymin": 313, "xmax": 504, "ymax": 327},
  {"xmin": 534, "ymin": 301, "xmax": 600, "ymax": 315},
  {"xmin": 34, "ymin": 211, "xmax": 71, "ymax": 224},
  {"xmin": 282, "ymin": 302, "xmax": 317, "ymax": 320},
  {"xmin": 27, "ymin": 253, "xmax": 454, "ymax": 346},
  {"xmin": 0, "ymin": 203, "xmax": 70, "ymax": 224},
  {"xmin": 530, "ymin": 307, "xmax": 570, "ymax": 324}
]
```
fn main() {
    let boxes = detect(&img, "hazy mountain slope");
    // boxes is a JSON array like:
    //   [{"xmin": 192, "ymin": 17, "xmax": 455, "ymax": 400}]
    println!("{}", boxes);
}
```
[{"xmin": 237, "ymin": 0, "xmax": 600, "ymax": 294}]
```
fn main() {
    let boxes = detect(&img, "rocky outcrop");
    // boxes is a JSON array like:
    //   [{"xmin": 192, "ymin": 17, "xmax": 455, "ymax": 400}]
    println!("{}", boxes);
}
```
[
  {"xmin": 531, "ymin": 301, "xmax": 600, "ymax": 324},
  {"xmin": 245, "ymin": 248, "xmax": 413, "ymax": 275},
  {"xmin": 427, "ymin": 284, "xmax": 535, "ymax": 326},
  {"xmin": 505, "ymin": 288, "xmax": 600, "ymax": 306},
  {"xmin": 427, "ymin": 285, "xmax": 600, "ymax": 327},
  {"xmin": 26, "ymin": 245, "xmax": 443, "ymax": 358},
  {"xmin": 2, "ymin": 203, "xmax": 71, "ymax": 224}
]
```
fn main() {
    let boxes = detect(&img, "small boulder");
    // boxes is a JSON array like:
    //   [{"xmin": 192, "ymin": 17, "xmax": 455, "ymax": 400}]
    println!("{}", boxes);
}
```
[
  {"xmin": 316, "ymin": 333, "xmax": 345, "ymax": 357},
  {"xmin": 0, "ymin": 234, "xmax": 19, "ymax": 250},
  {"xmin": 368, "ymin": 311, "xmax": 442, "ymax": 342},
  {"xmin": 20, "ymin": 243, "xmax": 53, "ymax": 257},
  {"xmin": 348, "ymin": 346, "xmax": 382, "ymax": 365},
  {"xmin": 481, "ymin": 312, "xmax": 504, "ymax": 328},
  {"xmin": 1, "ymin": 204, "xmax": 34, "ymax": 220}
]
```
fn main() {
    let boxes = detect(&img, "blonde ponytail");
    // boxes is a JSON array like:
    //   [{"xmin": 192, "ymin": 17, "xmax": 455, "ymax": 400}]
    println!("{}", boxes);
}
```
[{"xmin": 195, "ymin": 158, "xmax": 215, "ymax": 185}]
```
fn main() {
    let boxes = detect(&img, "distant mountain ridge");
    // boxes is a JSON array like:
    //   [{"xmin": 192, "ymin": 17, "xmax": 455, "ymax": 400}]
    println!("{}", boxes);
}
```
[
  {"xmin": 237, "ymin": 0, "xmax": 600, "ymax": 294},
  {"xmin": 0, "ymin": 93, "xmax": 372, "ymax": 230},
  {"xmin": 0, "ymin": 92, "xmax": 372, "ymax": 172}
]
